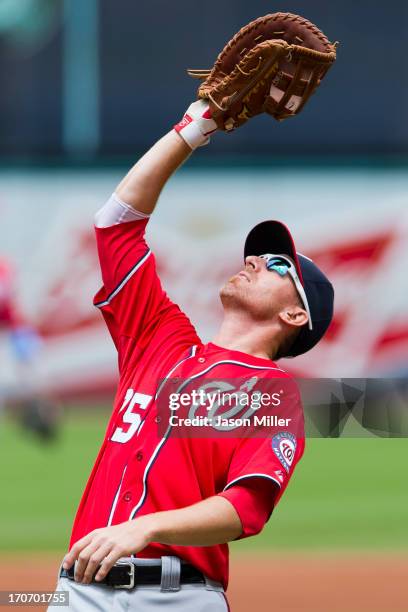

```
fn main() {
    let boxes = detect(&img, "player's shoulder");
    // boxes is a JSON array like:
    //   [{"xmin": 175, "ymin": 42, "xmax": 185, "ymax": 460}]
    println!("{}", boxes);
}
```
[
  {"xmin": 261, "ymin": 361, "xmax": 293, "ymax": 379},
  {"xmin": 260, "ymin": 362, "xmax": 302, "ymax": 399}
]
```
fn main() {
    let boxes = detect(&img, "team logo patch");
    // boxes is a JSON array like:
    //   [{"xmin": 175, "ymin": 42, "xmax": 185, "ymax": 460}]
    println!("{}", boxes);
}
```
[{"xmin": 271, "ymin": 432, "xmax": 297, "ymax": 473}]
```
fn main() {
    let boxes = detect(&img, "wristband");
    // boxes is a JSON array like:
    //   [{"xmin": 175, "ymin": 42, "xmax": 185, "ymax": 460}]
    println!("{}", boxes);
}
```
[{"xmin": 174, "ymin": 100, "xmax": 217, "ymax": 150}]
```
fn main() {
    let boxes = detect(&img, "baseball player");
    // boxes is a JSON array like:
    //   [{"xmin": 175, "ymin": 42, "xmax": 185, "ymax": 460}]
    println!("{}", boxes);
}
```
[
  {"xmin": 52, "ymin": 14, "xmax": 336, "ymax": 610},
  {"xmin": 52, "ymin": 111, "xmax": 334, "ymax": 610}
]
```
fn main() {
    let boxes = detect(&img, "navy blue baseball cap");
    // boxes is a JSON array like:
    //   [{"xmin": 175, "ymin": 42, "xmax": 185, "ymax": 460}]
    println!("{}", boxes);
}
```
[{"xmin": 244, "ymin": 220, "xmax": 334, "ymax": 357}]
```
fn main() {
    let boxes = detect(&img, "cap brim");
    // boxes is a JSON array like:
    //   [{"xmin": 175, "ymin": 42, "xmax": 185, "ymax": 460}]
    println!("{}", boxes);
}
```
[{"xmin": 244, "ymin": 221, "xmax": 304, "ymax": 285}]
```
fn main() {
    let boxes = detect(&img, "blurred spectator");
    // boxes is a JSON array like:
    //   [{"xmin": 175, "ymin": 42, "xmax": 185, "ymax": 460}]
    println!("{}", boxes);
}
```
[{"xmin": 0, "ymin": 256, "xmax": 60, "ymax": 441}]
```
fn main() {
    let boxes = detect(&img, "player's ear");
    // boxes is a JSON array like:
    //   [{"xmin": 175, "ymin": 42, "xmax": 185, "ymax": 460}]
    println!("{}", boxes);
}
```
[{"xmin": 278, "ymin": 305, "xmax": 308, "ymax": 329}]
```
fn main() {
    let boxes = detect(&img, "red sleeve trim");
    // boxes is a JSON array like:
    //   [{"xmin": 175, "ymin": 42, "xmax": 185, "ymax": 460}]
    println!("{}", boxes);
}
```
[{"xmin": 223, "ymin": 473, "xmax": 281, "ymax": 492}]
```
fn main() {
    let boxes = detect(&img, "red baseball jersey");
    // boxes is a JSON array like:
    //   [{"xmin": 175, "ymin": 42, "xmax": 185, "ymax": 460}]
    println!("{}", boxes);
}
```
[{"xmin": 69, "ymin": 203, "xmax": 305, "ymax": 590}]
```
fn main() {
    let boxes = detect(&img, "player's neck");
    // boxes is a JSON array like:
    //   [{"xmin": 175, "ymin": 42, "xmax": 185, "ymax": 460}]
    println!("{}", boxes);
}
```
[{"xmin": 212, "ymin": 315, "xmax": 280, "ymax": 361}]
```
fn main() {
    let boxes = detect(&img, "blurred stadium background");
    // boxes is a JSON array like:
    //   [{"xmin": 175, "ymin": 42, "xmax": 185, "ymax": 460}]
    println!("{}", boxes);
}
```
[{"xmin": 0, "ymin": 1, "xmax": 407, "ymax": 611}]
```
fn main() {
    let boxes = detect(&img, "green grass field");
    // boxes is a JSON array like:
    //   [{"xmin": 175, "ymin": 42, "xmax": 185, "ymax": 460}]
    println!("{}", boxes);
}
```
[{"xmin": 0, "ymin": 409, "xmax": 407, "ymax": 553}]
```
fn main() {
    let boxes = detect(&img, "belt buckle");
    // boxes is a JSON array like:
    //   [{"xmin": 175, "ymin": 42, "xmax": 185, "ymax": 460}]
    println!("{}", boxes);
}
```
[{"xmin": 114, "ymin": 561, "xmax": 135, "ymax": 589}]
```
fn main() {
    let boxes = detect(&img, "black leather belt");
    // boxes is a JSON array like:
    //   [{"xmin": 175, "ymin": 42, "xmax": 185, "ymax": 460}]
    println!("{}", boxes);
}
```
[{"xmin": 60, "ymin": 560, "xmax": 205, "ymax": 589}]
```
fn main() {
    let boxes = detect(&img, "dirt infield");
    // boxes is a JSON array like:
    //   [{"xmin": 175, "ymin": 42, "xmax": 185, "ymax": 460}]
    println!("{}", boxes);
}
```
[{"xmin": 0, "ymin": 552, "xmax": 406, "ymax": 611}]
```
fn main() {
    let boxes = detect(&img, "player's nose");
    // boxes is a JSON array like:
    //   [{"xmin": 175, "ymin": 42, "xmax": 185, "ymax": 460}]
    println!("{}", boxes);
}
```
[{"xmin": 245, "ymin": 255, "xmax": 263, "ymax": 272}]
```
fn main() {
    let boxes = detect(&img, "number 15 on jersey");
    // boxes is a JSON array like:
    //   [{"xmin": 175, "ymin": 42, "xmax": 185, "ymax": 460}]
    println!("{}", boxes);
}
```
[{"xmin": 111, "ymin": 389, "xmax": 152, "ymax": 443}]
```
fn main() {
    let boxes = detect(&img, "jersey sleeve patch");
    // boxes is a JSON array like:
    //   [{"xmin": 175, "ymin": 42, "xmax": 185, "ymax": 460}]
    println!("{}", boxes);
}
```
[{"xmin": 271, "ymin": 432, "xmax": 297, "ymax": 473}]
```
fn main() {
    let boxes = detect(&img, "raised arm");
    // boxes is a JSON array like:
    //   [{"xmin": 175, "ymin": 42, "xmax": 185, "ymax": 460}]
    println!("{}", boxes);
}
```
[
  {"xmin": 115, "ymin": 100, "xmax": 218, "ymax": 215},
  {"xmin": 115, "ymin": 131, "xmax": 191, "ymax": 215}
]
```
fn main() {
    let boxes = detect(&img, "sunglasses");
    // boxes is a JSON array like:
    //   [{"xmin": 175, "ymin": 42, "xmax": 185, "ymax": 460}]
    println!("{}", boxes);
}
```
[{"xmin": 258, "ymin": 254, "xmax": 313, "ymax": 330}]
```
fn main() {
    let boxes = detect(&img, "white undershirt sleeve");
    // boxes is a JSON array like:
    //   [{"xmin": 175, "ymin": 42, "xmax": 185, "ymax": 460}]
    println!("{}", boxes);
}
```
[{"xmin": 94, "ymin": 193, "xmax": 150, "ymax": 228}]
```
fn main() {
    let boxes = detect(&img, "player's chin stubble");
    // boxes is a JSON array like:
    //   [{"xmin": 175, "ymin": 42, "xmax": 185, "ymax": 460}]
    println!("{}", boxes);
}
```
[{"xmin": 219, "ymin": 276, "xmax": 248, "ymax": 308}]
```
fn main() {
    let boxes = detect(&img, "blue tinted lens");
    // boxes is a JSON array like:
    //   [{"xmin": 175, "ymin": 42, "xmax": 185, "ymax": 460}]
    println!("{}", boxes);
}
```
[{"xmin": 266, "ymin": 259, "xmax": 290, "ymax": 276}]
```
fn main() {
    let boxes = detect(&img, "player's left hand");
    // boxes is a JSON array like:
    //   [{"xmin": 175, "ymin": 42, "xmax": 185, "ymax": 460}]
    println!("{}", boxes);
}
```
[{"xmin": 62, "ymin": 519, "xmax": 152, "ymax": 584}]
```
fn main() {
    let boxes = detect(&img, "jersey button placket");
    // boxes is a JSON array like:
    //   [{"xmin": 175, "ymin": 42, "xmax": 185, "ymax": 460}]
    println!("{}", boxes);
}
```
[
  {"xmin": 198, "ymin": 357, "xmax": 205, "ymax": 363},
  {"xmin": 136, "ymin": 451, "xmax": 144, "ymax": 461},
  {"xmin": 123, "ymin": 492, "xmax": 132, "ymax": 502}
]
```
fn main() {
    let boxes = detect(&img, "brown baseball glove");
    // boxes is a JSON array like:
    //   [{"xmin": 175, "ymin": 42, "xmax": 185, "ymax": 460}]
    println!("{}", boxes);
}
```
[{"xmin": 187, "ymin": 13, "xmax": 337, "ymax": 131}]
